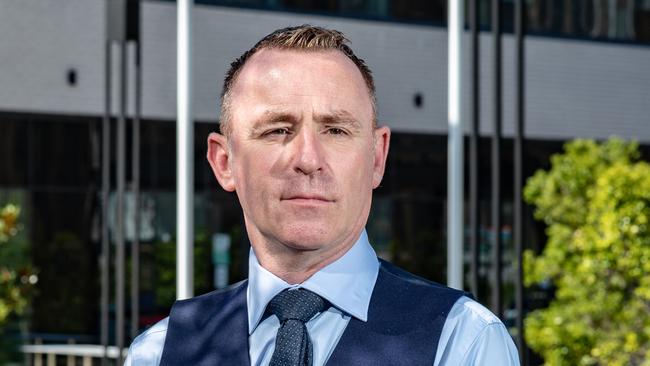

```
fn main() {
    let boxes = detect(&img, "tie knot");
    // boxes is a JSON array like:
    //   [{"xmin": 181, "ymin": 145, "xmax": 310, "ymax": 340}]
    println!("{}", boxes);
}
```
[{"xmin": 267, "ymin": 288, "xmax": 328, "ymax": 323}]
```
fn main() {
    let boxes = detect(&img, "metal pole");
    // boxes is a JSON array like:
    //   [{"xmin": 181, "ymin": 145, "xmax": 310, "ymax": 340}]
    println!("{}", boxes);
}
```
[
  {"xmin": 115, "ymin": 40, "xmax": 127, "ymax": 365},
  {"xmin": 130, "ymin": 39, "xmax": 141, "ymax": 340},
  {"xmin": 469, "ymin": 0, "xmax": 480, "ymax": 298},
  {"xmin": 447, "ymin": 0, "xmax": 465, "ymax": 290},
  {"xmin": 514, "ymin": 0, "xmax": 526, "ymax": 361},
  {"xmin": 177, "ymin": 0, "xmax": 194, "ymax": 300},
  {"xmin": 100, "ymin": 39, "xmax": 112, "ymax": 366},
  {"xmin": 491, "ymin": 0, "xmax": 503, "ymax": 319}
]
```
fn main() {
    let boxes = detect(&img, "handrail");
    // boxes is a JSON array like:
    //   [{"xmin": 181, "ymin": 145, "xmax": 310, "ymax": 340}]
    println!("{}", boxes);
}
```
[{"xmin": 21, "ymin": 344, "xmax": 128, "ymax": 366}]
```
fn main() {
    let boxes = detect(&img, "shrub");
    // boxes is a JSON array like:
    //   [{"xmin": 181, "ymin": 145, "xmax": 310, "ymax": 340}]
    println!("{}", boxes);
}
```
[
  {"xmin": 0, "ymin": 204, "xmax": 34, "ymax": 326},
  {"xmin": 524, "ymin": 138, "xmax": 650, "ymax": 365}
]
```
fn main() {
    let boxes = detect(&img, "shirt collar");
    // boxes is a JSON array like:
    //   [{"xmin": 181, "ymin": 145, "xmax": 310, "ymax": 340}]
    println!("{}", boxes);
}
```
[{"xmin": 246, "ymin": 230, "xmax": 379, "ymax": 334}]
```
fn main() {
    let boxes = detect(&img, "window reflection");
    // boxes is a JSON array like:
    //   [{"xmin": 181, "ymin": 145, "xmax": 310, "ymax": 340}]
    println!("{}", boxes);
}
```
[
  {"xmin": 159, "ymin": 0, "xmax": 650, "ymax": 44},
  {"xmin": 481, "ymin": 0, "xmax": 649, "ymax": 43}
]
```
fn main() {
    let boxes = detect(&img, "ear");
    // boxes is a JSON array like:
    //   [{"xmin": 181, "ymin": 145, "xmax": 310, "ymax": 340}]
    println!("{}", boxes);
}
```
[
  {"xmin": 372, "ymin": 126, "xmax": 391, "ymax": 189},
  {"xmin": 207, "ymin": 132, "xmax": 236, "ymax": 192}
]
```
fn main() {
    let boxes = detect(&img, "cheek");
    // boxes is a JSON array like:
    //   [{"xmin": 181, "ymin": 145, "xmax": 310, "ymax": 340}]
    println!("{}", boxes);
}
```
[
  {"xmin": 233, "ymin": 155, "xmax": 276, "ymax": 203},
  {"xmin": 231, "ymin": 156, "xmax": 259, "ymax": 201},
  {"xmin": 340, "ymin": 153, "xmax": 375, "ymax": 193}
]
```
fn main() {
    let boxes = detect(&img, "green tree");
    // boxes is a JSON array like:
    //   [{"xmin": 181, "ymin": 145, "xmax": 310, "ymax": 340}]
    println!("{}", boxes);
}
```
[
  {"xmin": 0, "ymin": 203, "xmax": 36, "ymax": 363},
  {"xmin": 0, "ymin": 204, "xmax": 34, "ymax": 326},
  {"xmin": 523, "ymin": 138, "xmax": 650, "ymax": 365}
]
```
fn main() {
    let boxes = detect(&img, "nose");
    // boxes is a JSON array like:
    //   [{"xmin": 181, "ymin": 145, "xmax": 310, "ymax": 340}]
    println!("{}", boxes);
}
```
[{"xmin": 291, "ymin": 127, "xmax": 325, "ymax": 175}]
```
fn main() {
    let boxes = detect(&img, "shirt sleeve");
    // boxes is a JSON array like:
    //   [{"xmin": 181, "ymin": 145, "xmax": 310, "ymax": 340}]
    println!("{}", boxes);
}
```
[
  {"xmin": 459, "ymin": 322, "xmax": 520, "ymax": 365},
  {"xmin": 124, "ymin": 317, "xmax": 168, "ymax": 366},
  {"xmin": 124, "ymin": 349, "xmax": 133, "ymax": 366},
  {"xmin": 434, "ymin": 296, "xmax": 520, "ymax": 366}
]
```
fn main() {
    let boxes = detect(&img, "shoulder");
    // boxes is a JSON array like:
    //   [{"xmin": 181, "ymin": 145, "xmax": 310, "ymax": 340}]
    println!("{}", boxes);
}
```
[
  {"xmin": 435, "ymin": 296, "xmax": 520, "ymax": 365},
  {"xmin": 448, "ymin": 296, "xmax": 503, "ymax": 328},
  {"xmin": 378, "ymin": 259, "xmax": 467, "ymax": 299},
  {"xmin": 170, "ymin": 280, "xmax": 248, "ymax": 322},
  {"xmin": 177, "ymin": 280, "xmax": 247, "ymax": 307},
  {"xmin": 126, "ymin": 282, "xmax": 247, "ymax": 362},
  {"xmin": 133, "ymin": 317, "xmax": 169, "ymax": 346},
  {"xmin": 126, "ymin": 317, "xmax": 169, "ymax": 365},
  {"xmin": 372, "ymin": 260, "xmax": 468, "ymax": 331}
]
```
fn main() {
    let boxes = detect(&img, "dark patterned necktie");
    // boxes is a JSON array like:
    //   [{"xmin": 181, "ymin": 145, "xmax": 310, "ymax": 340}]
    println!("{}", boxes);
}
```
[{"xmin": 267, "ymin": 288, "xmax": 329, "ymax": 366}]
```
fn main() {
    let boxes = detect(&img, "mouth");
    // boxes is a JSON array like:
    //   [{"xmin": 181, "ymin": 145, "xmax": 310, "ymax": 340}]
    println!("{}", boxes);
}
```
[{"xmin": 281, "ymin": 194, "xmax": 335, "ymax": 204}]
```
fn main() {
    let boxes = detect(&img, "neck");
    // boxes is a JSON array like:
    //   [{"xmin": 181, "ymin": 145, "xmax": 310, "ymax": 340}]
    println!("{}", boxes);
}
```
[{"xmin": 249, "ymin": 231, "xmax": 361, "ymax": 284}]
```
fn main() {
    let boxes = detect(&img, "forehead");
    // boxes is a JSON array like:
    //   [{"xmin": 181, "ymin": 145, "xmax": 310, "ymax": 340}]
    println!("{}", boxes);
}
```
[{"xmin": 227, "ymin": 48, "xmax": 374, "ymax": 127}]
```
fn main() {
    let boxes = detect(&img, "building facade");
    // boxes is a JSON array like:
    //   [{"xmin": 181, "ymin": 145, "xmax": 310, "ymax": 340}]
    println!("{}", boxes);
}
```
[{"xmin": 0, "ymin": 0, "xmax": 649, "ymax": 363}]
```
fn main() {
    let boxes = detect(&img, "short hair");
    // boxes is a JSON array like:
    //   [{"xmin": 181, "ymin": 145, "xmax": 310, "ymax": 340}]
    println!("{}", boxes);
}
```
[{"xmin": 219, "ymin": 25, "xmax": 377, "ymax": 137}]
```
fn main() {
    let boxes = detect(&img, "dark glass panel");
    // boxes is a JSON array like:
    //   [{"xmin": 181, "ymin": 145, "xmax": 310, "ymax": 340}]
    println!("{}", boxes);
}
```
[
  {"xmin": 390, "ymin": 0, "xmax": 446, "ymax": 24},
  {"xmin": 29, "ymin": 191, "xmax": 99, "ymax": 335},
  {"xmin": 370, "ymin": 133, "xmax": 448, "ymax": 284},
  {"xmin": 140, "ymin": 121, "xmax": 176, "ymax": 190},
  {"xmin": 0, "ymin": 115, "xmax": 28, "ymax": 186},
  {"xmin": 29, "ymin": 117, "xmax": 100, "ymax": 188}
]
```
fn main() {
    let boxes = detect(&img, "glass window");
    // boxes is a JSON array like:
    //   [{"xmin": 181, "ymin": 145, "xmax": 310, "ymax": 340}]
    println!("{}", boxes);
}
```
[{"xmin": 155, "ymin": 0, "xmax": 650, "ymax": 44}]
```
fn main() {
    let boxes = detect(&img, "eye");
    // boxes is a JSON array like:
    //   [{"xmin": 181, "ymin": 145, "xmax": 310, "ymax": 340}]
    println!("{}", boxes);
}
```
[
  {"xmin": 265, "ymin": 128, "xmax": 291, "ymax": 136},
  {"xmin": 326, "ymin": 127, "xmax": 347, "ymax": 135}
]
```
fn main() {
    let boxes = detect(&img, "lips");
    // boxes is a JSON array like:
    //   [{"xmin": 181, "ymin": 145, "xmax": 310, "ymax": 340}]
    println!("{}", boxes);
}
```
[{"xmin": 281, "ymin": 194, "xmax": 335, "ymax": 203}]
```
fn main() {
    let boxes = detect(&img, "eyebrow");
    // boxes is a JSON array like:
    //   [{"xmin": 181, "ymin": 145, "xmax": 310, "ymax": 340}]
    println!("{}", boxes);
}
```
[
  {"xmin": 314, "ymin": 110, "xmax": 363, "ymax": 130},
  {"xmin": 251, "ymin": 109, "xmax": 363, "ymax": 132},
  {"xmin": 250, "ymin": 110, "xmax": 299, "ymax": 134}
]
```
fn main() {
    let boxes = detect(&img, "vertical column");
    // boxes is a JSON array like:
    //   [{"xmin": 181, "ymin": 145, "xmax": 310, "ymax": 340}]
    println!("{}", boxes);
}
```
[
  {"xmin": 469, "ymin": 0, "xmax": 480, "ymax": 298},
  {"xmin": 491, "ymin": 0, "xmax": 503, "ymax": 319},
  {"xmin": 115, "ymin": 40, "xmax": 128, "ymax": 366},
  {"xmin": 130, "ymin": 39, "xmax": 141, "ymax": 340},
  {"xmin": 100, "ymin": 39, "xmax": 111, "ymax": 366},
  {"xmin": 447, "ymin": 0, "xmax": 465, "ymax": 290},
  {"xmin": 514, "ymin": 0, "xmax": 527, "ymax": 361},
  {"xmin": 105, "ymin": 1, "xmax": 140, "ymax": 359},
  {"xmin": 177, "ymin": 0, "xmax": 194, "ymax": 300}
]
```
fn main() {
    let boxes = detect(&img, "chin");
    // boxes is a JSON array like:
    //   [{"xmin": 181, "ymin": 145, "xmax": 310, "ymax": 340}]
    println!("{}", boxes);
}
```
[{"xmin": 276, "ymin": 224, "xmax": 332, "ymax": 252}]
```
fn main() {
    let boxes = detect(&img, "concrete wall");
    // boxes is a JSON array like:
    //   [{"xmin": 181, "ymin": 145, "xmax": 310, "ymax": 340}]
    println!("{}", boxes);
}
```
[{"xmin": 1, "ymin": 0, "xmax": 648, "ymax": 141}]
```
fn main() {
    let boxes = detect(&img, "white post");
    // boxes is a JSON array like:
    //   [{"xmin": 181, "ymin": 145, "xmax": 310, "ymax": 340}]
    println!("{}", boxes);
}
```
[
  {"xmin": 447, "ymin": 0, "xmax": 464, "ymax": 290},
  {"xmin": 177, "ymin": 0, "xmax": 194, "ymax": 300}
]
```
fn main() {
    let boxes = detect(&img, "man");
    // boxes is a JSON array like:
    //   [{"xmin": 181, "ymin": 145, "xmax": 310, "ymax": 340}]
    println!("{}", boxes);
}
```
[{"xmin": 126, "ymin": 25, "xmax": 519, "ymax": 365}]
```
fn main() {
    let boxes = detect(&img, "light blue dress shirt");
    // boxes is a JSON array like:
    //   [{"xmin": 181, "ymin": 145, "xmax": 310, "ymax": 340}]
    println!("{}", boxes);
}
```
[{"xmin": 125, "ymin": 230, "xmax": 520, "ymax": 365}]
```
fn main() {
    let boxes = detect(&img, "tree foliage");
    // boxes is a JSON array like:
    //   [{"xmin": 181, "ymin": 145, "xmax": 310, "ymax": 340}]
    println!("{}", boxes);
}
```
[
  {"xmin": 0, "ymin": 204, "xmax": 34, "ymax": 327},
  {"xmin": 523, "ymin": 138, "xmax": 650, "ymax": 365}
]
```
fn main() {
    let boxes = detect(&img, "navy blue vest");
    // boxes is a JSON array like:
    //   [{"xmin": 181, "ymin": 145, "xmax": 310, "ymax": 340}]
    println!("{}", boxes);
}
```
[{"xmin": 160, "ymin": 260, "xmax": 465, "ymax": 365}]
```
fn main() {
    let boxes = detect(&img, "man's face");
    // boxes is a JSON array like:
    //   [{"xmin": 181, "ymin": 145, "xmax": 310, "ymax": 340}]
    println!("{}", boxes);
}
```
[{"xmin": 208, "ymin": 48, "xmax": 390, "ymax": 260}]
